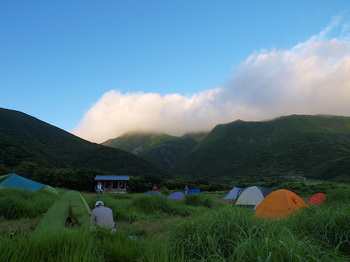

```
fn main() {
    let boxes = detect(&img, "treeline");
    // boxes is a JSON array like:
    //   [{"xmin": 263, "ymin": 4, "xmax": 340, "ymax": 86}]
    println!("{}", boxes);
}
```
[
  {"xmin": 128, "ymin": 175, "xmax": 234, "ymax": 193},
  {"xmin": 1, "ymin": 161, "xmax": 101, "ymax": 191},
  {"xmin": 3, "ymin": 160, "xmax": 338, "ymax": 194},
  {"xmin": 0, "ymin": 161, "xmax": 235, "ymax": 193}
]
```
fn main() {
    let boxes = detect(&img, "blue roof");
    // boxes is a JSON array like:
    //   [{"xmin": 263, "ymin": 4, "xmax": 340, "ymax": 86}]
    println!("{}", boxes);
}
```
[
  {"xmin": 0, "ymin": 173, "xmax": 45, "ymax": 192},
  {"xmin": 95, "ymin": 175, "xmax": 129, "ymax": 181}
]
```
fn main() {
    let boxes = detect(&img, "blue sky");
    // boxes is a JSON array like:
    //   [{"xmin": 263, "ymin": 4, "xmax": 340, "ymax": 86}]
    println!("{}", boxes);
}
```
[{"xmin": 1, "ymin": 1, "xmax": 350, "ymax": 142}]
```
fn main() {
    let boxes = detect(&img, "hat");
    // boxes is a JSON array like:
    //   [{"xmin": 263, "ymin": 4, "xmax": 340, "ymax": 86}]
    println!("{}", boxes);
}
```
[{"xmin": 95, "ymin": 201, "xmax": 104, "ymax": 207}]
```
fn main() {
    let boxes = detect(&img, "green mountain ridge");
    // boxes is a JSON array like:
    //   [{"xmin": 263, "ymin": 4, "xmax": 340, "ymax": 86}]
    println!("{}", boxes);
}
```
[
  {"xmin": 102, "ymin": 132, "xmax": 208, "ymax": 170},
  {"xmin": 2, "ymin": 107, "xmax": 349, "ymax": 182},
  {"xmin": 104, "ymin": 115, "xmax": 350, "ymax": 181},
  {"xmin": 0, "ymin": 108, "xmax": 168, "ymax": 177}
]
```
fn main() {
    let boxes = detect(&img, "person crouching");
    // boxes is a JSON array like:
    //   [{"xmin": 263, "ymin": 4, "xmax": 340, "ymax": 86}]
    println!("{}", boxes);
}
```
[{"xmin": 90, "ymin": 201, "xmax": 115, "ymax": 230}]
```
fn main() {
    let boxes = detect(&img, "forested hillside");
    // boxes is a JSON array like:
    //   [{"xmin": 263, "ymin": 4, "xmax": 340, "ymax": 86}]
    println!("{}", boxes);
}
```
[
  {"xmin": 102, "ymin": 132, "xmax": 208, "ymax": 170},
  {"xmin": 104, "ymin": 115, "xmax": 350, "ymax": 181},
  {"xmin": 175, "ymin": 115, "xmax": 350, "ymax": 181},
  {"xmin": 0, "ymin": 108, "xmax": 168, "ymax": 181}
]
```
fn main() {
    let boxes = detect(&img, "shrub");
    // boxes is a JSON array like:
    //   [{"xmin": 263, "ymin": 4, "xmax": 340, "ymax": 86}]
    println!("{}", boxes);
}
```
[
  {"xmin": 185, "ymin": 194, "xmax": 214, "ymax": 208},
  {"xmin": 132, "ymin": 195, "xmax": 174, "ymax": 215},
  {"xmin": 159, "ymin": 187, "xmax": 170, "ymax": 195}
]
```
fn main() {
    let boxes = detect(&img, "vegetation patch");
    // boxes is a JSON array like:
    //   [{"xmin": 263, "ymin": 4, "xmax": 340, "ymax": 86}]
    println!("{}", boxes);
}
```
[
  {"xmin": 132, "ymin": 195, "xmax": 175, "ymax": 215},
  {"xmin": 185, "ymin": 194, "xmax": 215, "ymax": 208},
  {"xmin": 0, "ymin": 188, "xmax": 57, "ymax": 220}
]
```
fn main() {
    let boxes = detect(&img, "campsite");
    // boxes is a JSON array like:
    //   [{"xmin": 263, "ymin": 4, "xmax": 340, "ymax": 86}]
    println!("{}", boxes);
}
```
[
  {"xmin": 0, "ymin": 174, "xmax": 350, "ymax": 261},
  {"xmin": 2, "ymin": 2, "xmax": 350, "ymax": 260}
]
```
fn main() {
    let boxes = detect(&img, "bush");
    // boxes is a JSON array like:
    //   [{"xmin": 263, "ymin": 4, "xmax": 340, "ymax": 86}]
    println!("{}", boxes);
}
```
[
  {"xmin": 185, "ymin": 194, "xmax": 214, "ymax": 208},
  {"xmin": 159, "ymin": 187, "xmax": 170, "ymax": 195},
  {"xmin": 132, "ymin": 195, "xmax": 174, "ymax": 215}
]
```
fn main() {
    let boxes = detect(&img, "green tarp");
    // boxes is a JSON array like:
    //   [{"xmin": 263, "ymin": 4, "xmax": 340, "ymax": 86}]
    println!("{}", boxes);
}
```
[{"xmin": 35, "ymin": 190, "xmax": 91, "ymax": 233}]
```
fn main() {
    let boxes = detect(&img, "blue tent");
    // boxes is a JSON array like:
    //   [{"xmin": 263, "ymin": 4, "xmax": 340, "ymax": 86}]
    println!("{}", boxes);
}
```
[
  {"xmin": 144, "ymin": 190, "xmax": 163, "ymax": 195},
  {"xmin": 0, "ymin": 173, "xmax": 58, "ymax": 194},
  {"xmin": 187, "ymin": 188, "xmax": 201, "ymax": 195},
  {"xmin": 0, "ymin": 173, "xmax": 45, "ymax": 192},
  {"xmin": 222, "ymin": 187, "xmax": 242, "ymax": 200},
  {"xmin": 168, "ymin": 192, "xmax": 185, "ymax": 200}
]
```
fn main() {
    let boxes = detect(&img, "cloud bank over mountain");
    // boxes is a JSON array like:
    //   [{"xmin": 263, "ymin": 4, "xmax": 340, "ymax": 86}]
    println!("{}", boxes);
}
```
[{"xmin": 74, "ymin": 14, "xmax": 350, "ymax": 143}]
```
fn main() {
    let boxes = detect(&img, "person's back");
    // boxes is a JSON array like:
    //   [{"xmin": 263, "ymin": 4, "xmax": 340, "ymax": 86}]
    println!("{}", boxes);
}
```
[{"xmin": 90, "ymin": 201, "xmax": 115, "ymax": 229}]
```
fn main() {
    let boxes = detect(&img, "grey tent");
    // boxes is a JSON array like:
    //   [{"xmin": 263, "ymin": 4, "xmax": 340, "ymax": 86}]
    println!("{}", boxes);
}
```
[
  {"xmin": 222, "ymin": 187, "xmax": 242, "ymax": 200},
  {"xmin": 235, "ymin": 186, "xmax": 272, "ymax": 207}
]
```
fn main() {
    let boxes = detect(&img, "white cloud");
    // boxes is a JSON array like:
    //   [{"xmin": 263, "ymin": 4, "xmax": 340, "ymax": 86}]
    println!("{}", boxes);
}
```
[{"xmin": 73, "ymin": 14, "xmax": 350, "ymax": 143}]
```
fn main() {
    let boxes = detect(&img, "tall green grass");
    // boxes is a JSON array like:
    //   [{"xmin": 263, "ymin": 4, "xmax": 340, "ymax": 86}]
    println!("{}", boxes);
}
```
[
  {"xmin": 288, "ymin": 195, "xmax": 350, "ymax": 255},
  {"xmin": 168, "ymin": 206, "xmax": 349, "ymax": 261},
  {"xmin": 0, "ymin": 188, "xmax": 57, "ymax": 219},
  {"xmin": 0, "ymin": 228, "xmax": 149, "ymax": 262},
  {"xmin": 1, "ymin": 188, "xmax": 350, "ymax": 261},
  {"xmin": 185, "ymin": 194, "xmax": 215, "ymax": 208},
  {"xmin": 0, "ymin": 227, "xmax": 185, "ymax": 262},
  {"xmin": 133, "ymin": 195, "xmax": 174, "ymax": 215},
  {"xmin": 325, "ymin": 188, "xmax": 350, "ymax": 203}
]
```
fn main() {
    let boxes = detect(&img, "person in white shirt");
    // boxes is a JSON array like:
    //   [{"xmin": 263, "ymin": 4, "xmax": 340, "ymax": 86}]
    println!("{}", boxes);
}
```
[{"xmin": 90, "ymin": 201, "xmax": 115, "ymax": 230}]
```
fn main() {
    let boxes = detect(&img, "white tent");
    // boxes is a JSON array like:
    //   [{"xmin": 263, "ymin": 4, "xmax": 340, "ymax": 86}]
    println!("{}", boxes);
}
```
[
  {"xmin": 235, "ymin": 186, "xmax": 272, "ymax": 206},
  {"xmin": 222, "ymin": 187, "xmax": 242, "ymax": 200}
]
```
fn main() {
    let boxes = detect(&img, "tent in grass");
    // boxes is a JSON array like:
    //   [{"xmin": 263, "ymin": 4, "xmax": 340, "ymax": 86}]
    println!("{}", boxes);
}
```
[
  {"xmin": 168, "ymin": 192, "xmax": 185, "ymax": 200},
  {"xmin": 145, "ymin": 190, "xmax": 163, "ymax": 195},
  {"xmin": 0, "ymin": 174, "xmax": 11, "ymax": 184},
  {"xmin": 187, "ymin": 188, "xmax": 201, "ymax": 195},
  {"xmin": 223, "ymin": 187, "xmax": 242, "ymax": 200},
  {"xmin": 235, "ymin": 186, "xmax": 272, "ymax": 207},
  {"xmin": 0, "ymin": 173, "xmax": 58, "ymax": 194},
  {"xmin": 35, "ymin": 190, "xmax": 91, "ymax": 233},
  {"xmin": 309, "ymin": 193, "xmax": 327, "ymax": 205},
  {"xmin": 255, "ymin": 189, "xmax": 308, "ymax": 219}
]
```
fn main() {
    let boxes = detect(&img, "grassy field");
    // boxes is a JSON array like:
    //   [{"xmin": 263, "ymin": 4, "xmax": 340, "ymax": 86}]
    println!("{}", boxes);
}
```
[{"xmin": 0, "ymin": 185, "xmax": 350, "ymax": 261}]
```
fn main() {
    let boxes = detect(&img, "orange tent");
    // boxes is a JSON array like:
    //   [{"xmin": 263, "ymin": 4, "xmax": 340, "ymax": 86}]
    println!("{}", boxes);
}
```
[
  {"xmin": 255, "ymin": 189, "xmax": 308, "ymax": 219},
  {"xmin": 308, "ymin": 193, "xmax": 327, "ymax": 205}
]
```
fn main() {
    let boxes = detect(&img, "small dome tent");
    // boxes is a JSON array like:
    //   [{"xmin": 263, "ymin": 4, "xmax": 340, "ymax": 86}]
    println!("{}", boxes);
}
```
[
  {"xmin": 255, "ymin": 189, "xmax": 308, "ymax": 219},
  {"xmin": 187, "ymin": 188, "xmax": 201, "ymax": 195},
  {"xmin": 222, "ymin": 187, "xmax": 242, "ymax": 200},
  {"xmin": 145, "ymin": 190, "xmax": 163, "ymax": 195},
  {"xmin": 168, "ymin": 192, "xmax": 185, "ymax": 200},
  {"xmin": 309, "ymin": 193, "xmax": 327, "ymax": 205},
  {"xmin": 35, "ymin": 190, "xmax": 91, "ymax": 233},
  {"xmin": 235, "ymin": 186, "xmax": 272, "ymax": 207}
]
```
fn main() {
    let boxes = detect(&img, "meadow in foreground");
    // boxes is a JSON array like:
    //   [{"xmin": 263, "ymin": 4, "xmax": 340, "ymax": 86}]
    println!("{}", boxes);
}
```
[{"xmin": 0, "ymin": 187, "xmax": 349, "ymax": 261}]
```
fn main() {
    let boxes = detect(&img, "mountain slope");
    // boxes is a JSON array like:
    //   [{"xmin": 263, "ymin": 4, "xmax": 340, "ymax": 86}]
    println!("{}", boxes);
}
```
[
  {"xmin": 174, "ymin": 115, "xmax": 350, "ymax": 180},
  {"xmin": 102, "ymin": 132, "xmax": 208, "ymax": 170},
  {"xmin": 0, "ymin": 108, "xmax": 168, "ymax": 177}
]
